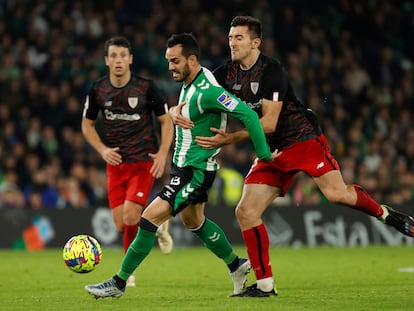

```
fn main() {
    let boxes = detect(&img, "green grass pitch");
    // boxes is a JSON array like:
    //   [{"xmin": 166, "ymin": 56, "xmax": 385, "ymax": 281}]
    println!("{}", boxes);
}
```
[{"xmin": 1, "ymin": 246, "xmax": 413, "ymax": 311}]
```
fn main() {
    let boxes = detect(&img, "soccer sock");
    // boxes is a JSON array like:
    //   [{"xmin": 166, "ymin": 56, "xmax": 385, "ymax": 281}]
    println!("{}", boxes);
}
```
[
  {"xmin": 117, "ymin": 218, "xmax": 157, "ymax": 281},
  {"xmin": 352, "ymin": 184, "xmax": 383, "ymax": 218},
  {"xmin": 123, "ymin": 223, "xmax": 138, "ymax": 253},
  {"xmin": 242, "ymin": 223, "xmax": 273, "ymax": 281},
  {"xmin": 192, "ymin": 218, "xmax": 238, "ymax": 267}
]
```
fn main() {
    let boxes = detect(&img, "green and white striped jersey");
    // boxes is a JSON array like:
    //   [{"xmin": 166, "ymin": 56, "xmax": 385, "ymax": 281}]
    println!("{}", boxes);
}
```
[{"xmin": 173, "ymin": 67, "xmax": 272, "ymax": 171}]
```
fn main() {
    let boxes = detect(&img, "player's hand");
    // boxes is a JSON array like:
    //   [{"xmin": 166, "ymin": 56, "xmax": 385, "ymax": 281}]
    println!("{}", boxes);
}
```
[
  {"xmin": 195, "ymin": 127, "xmax": 228, "ymax": 149},
  {"xmin": 101, "ymin": 147, "xmax": 122, "ymax": 165},
  {"xmin": 270, "ymin": 149, "xmax": 282, "ymax": 161},
  {"xmin": 169, "ymin": 102, "xmax": 194, "ymax": 129},
  {"xmin": 148, "ymin": 152, "xmax": 167, "ymax": 178}
]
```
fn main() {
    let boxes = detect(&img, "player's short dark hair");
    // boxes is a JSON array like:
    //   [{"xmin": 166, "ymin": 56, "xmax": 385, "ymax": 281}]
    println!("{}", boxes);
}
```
[
  {"xmin": 104, "ymin": 36, "xmax": 132, "ymax": 55},
  {"xmin": 230, "ymin": 16, "xmax": 262, "ymax": 39},
  {"xmin": 166, "ymin": 33, "xmax": 200, "ymax": 59}
]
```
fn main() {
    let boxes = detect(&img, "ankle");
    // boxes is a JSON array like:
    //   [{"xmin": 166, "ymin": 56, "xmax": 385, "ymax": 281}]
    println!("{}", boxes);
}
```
[
  {"xmin": 379, "ymin": 205, "xmax": 389, "ymax": 221},
  {"xmin": 257, "ymin": 277, "xmax": 274, "ymax": 292}
]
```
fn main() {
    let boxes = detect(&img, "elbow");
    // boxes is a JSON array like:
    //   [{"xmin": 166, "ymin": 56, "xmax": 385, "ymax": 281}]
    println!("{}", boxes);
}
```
[{"xmin": 261, "ymin": 120, "xmax": 277, "ymax": 134}]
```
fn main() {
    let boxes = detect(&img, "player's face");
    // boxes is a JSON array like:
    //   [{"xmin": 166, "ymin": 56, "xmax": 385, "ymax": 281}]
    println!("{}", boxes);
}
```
[
  {"xmin": 105, "ymin": 45, "xmax": 132, "ymax": 78},
  {"xmin": 165, "ymin": 45, "xmax": 191, "ymax": 83},
  {"xmin": 228, "ymin": 26, "xmax": 255, "ymax": 62}
]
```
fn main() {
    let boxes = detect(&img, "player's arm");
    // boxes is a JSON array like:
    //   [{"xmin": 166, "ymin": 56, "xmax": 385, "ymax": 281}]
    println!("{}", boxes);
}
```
[
  {"xmin": 195, "ymin": 98, "xmax": 282, "ymax": 149},
  {"xmin": 146, "ymin": 81, "xmax": 175, "ymax": 178},
  {"xmin": 204, "ymin": 89, "xmax": 279, "ymax": 162},
  {"xmin": 81, "ymin": 93, "xmax": 122, "ymax": 165},
  {"xmin": 81, "ymin": 117, "xmax": 122, "ymax": 165},
  {"xmin": 149, "ymin": 113, "xmax": 174, "ymax": 178}
]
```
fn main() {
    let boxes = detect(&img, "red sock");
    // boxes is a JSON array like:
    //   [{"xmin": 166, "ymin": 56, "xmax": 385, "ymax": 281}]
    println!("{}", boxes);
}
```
[
  {"xmin": 353, "ymin": 184, "xmax": 383, "ymax": 217},
  {"xmin": 242, "ymin": 223, "xmax": 273, "ymax": 280},
  {"xmin": 123, "ymin": 224, "xmax": 138, "ymax": 253}
]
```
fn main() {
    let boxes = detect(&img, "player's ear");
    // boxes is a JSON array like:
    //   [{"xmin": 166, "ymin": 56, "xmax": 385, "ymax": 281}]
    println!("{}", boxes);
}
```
[
  {"xmin": 253, "ymin": 37, "xmax": 261, "ymax": 48},
  {"xmin": 188, "ymin": 54, "xmax": 198, "ymax": 66}
]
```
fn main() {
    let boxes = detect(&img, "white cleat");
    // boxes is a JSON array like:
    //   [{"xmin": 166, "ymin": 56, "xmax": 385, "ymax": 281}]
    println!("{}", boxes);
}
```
[
  {"xmin": 85, "ymin": 278, "xmax": 125, "ymax": 299},
  {"xmin": 230, "ymin": 258, "xmax": 251, "ymax": 296},
  {"xmin": 126, "ymin": 274, "xmax": 136, "ymax": 287},
  {"xmin": 156, "ymin": 220, "xmax": 173, "ymax": 254}
]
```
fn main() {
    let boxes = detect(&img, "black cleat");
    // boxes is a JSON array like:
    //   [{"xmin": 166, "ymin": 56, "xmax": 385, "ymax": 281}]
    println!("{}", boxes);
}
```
[
  {"xmin": 229, "ymin": 284, "xmax": 278, "ymax": 298},
  {"xmin": 382, "ymin": 204, "xmax": 414, "ymax": 237}
]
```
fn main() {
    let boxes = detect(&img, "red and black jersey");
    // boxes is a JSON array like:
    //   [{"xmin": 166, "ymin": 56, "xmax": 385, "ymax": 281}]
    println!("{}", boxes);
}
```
[
  {"xmin": 214, "ymin": 53, "xmax": 321, "ymax": 150},
  {"xmin": 83, "ymin": 73, "xmax": 168, "ymax": 162}
]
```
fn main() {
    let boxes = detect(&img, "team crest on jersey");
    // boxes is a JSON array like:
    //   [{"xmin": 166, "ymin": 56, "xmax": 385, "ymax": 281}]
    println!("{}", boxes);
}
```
[
  {"xmin": 217, "ymin": 92, "xmax": 238, "ymax": 111},
  {"xmin": 128, "ymin": 97, "xmax": 138, "ymax": 109},
  {"xmin": 250, "ymin": 82, "xmax": 259, "ymax": 94}
]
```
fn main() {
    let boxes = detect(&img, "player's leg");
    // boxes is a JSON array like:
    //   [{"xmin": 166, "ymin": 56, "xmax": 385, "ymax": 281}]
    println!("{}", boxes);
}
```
[
  {"xmin": 314, "ymin": 170, "xmax": 414, "ymax": 236},
  {"xmin": 125, "ymin": 161, "xmax": 173, "ymax": 254},
  {"xmin": 122, "ymin": 200, "xmax": 144, "ymax": 287},
  {"xmin": 308, "ymin": 135, "xmax": 414, "ymax": 237},
  {"xmin": 85, "ymin": 197, "xmax": 172, "ymax": 299},
  {"xmin": 107, "ymin": 163, "xmax": 136, "ymax": 254},
  {"xmin": 180, "ymin": 202, "xmax": 250, "ymax": 295},
  {"xmin": 233, "ymin": 183, "xmax": 279, "ymax": 297}
]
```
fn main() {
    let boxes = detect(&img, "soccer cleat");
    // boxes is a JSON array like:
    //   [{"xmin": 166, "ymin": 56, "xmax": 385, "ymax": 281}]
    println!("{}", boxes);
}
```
[
  {"xmin": 230, "ymin": 258, "xmax": 251, "ymax": 295},
  {"xmin": 382, "ymin": 204, "xmax": 414, "ymax": 237},
  {"xmin": 156, "ymin": 223, "xmax": 173, "ymax": 254},
  {"xmin": 126, "ymin": 274, "xmax": 136, "ymax": 287},
  {"xmin": 230, "ymin": 283, "xmax": 278, "ymax": 297},
  {"xmin": 85, "ymin": 277, "xmax": 125, "ymax": 299}
]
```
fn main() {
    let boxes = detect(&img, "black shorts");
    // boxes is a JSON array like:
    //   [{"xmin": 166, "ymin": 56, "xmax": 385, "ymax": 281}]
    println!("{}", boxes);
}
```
[{"xmin": 157, "ymin": 164, "xmax": 216, "ymax": 216}]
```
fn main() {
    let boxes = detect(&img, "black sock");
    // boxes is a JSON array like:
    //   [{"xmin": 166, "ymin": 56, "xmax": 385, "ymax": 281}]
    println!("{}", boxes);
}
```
[
  {"xmin": 113, "ymin": 275, "xmax": 126, "ymax": 289},
  {"xmin": 228, "ymin": 257, "xmax": 240, "ymax": 272}
]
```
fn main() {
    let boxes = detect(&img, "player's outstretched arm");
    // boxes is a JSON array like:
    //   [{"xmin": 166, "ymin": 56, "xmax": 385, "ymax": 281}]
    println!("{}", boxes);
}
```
[{"xmin": 195, "ymin": 99, "xmax": 282, "ymax": 149}]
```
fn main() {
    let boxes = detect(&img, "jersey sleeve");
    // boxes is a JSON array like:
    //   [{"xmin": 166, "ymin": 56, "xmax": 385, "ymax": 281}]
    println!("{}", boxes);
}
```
[
  {"xmin": 82, "ymin": 84, "xmax": 100, "ymax": 120},
  {"xmin": 212, "ymin": 65, "xmax": 228, "ymax": 89},
  {"xmin": 262, "ymin": 62, "xmax": 289, "ymax": 102},
  {"xmin": 205, "ymin": 86, "xmax": 272, "ymax": 161},
  {"xmin": 147, "ymin": 80, "xmax": 168, "ymax": 116}
]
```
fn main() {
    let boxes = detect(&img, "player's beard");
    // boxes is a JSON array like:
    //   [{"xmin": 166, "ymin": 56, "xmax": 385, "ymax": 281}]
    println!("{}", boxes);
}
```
[{"xmin": 173, "ymin": 63, "xmax": 191, "ymax": 82}]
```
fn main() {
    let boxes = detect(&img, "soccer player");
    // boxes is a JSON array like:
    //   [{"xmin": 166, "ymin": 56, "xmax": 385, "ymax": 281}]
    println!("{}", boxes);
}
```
[
  {"xmin": 84, "ymin": 32, "xmax": 281, "ymax": 299},
  {"xmin": 81, "ymin": 36, "xmax": 174, "ymax": 287},
  {"xmin": 174, "ymin": 16, "xmax": 414, "ymax": 297}
]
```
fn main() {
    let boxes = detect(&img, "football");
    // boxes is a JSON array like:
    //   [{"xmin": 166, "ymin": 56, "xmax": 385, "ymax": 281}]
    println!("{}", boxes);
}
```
[{"xmin": 62, "ymin": 234, "xmax": 102, "ymax": 273}]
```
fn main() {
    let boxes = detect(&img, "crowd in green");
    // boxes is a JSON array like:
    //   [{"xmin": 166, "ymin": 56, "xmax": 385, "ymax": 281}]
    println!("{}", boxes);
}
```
[{"xmin": 0, "ymin": 0, "xmax": 413, "ymax": 209}]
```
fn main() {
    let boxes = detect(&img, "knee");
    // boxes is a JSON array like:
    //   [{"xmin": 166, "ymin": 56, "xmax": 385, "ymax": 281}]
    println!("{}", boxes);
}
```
[
  {"xmin": 181, "ymin": 214, "xmax": 203, "ymax": 230},
  {"xmin": 235, "ymin": 203, "xmax": 255, "ymax": 225},
  {"xmin": 123, "ymin": 206, "xmax": 142, "ymax": 226},
  {"xmin": 113, "ymin": 218, "xmax": 124, "ymax": 232},
  {"xmin": 324, "ymin": 189, "xmax": 348, "ymax": 205}
]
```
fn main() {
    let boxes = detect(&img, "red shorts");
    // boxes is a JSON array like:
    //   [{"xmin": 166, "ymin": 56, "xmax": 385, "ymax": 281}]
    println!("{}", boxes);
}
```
[
  {"xmin": 106, "ymin": 161, "xmax": 155, "ymax": 208},
  {"xmin": 245, "ymin": 135, "xmax": 340, "ymax": 196}
]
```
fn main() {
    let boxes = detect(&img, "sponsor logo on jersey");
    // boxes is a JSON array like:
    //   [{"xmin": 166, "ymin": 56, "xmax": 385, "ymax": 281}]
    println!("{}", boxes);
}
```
[
  {"xmin": 104, "ymin": 109, "xmax": 141, "ymax": 121},
  {"xmin": 250, "ymin": 82, "xmax": 259, "ymax": 94},
  {"xmin": 128, "ymin": 97, "xmax": 138, "ymax": 109},
  {"xmin": 232, "ymin": 84, "xmax": 242, "ymax": 91},
  {"xmin": 217, "ymin": 92, "xmax": 238, "ymax": 111},
  {"xmin": 104, "ymin": 101, "xmax": 112, "ymax": 107}
]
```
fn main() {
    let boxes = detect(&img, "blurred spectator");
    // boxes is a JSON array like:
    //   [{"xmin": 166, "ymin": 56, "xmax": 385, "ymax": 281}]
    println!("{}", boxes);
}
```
[{"xmin": 0, "ymin": 0, "xmax": 413, "ymax": 208}]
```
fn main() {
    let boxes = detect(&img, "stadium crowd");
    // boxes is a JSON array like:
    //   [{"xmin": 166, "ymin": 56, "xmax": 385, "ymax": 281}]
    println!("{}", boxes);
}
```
[{"xmin": 0, "ymin": 0, "xmax": 413, "ymax": 209}]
